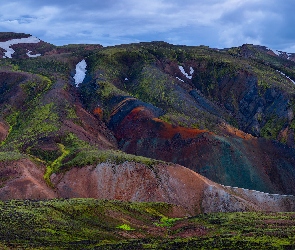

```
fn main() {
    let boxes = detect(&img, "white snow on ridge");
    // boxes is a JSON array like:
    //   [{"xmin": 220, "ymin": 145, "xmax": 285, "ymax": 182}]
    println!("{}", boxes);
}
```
[
  {"xmin": 267, "ymin": 48, "xmax": 294, "ymax": 60},
  {"xmin": 26, "ymin": 50, "xmax": 41, "ymax": 58},
  {"xmin": 0, "ymin": 36, "xmax": 41, "ymax": 58},
  {"xmin": 273, "ymin": 50, "xmax": 280, "ymax": 56},
  {"xmin": 276, "ymin": 70, "xmax": 295, "ymax": 85},
  {"xmin": 178, "ymin": 65, "xmax": 194, "ymax": 79},
  {"xmin": 266, "ymin": 47, "xmax": 280, "ymax": 56},
  {"xmin": 74, "ymin": 59, "xmax": 87, "ymax": 87},
  {"xmin": 266, "ymin": 47, "xmax": 281, "ymax": 56},
  {"xmin": 176, "ymin": 77, "xmax": 184, "ymax": 82}
]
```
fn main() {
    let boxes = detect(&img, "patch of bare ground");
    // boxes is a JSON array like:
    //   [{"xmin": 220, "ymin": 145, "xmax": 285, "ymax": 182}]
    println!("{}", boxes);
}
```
[{"xmin": 0, "ymin": 159, "xmax": 57, "ymax": 200}]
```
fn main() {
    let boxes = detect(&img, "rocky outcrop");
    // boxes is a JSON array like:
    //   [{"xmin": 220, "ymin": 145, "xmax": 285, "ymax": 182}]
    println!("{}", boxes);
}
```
[
  {"xmin": 51, "ymin": 162, "xmax": 295, "ymax": 214},
  {"xmin": 1, "ymin": 159, "xmax": 295, "ymax": 215}
]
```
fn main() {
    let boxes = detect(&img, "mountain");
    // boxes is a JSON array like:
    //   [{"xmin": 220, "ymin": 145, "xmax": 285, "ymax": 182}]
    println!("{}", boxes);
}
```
[
  {"xmin": 1, "ymin": 32, "xmax": 295, "ymax": 212},
  {"xmin": 2, "ymin": 31, "xmax": 295, "ymax": 248}
]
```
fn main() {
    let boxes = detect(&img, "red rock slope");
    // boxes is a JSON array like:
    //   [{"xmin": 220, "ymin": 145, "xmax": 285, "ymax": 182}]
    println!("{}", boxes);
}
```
[{"xmin": 1, "ymin": 158, "xmax": 295, "ymax": 216}]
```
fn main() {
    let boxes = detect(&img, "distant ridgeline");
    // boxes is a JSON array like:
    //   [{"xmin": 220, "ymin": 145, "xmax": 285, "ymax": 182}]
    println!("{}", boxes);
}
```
[
  {"xmin": 0, "ymin": 32, "xmax": 102, "ymax": 59},
  {"xmin": 0, "ymin": 32, "xmax": 55, "ymax": 58}
]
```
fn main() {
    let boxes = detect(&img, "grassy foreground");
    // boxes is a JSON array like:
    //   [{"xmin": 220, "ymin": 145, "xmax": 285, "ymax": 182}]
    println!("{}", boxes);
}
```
[{"xmin": 0, "ymin": 199, "xmax": 295, "ymax": 249}]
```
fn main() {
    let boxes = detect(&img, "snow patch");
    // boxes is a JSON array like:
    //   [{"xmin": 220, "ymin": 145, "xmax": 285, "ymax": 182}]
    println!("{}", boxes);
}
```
[
  {"xmin": 0, "ymin": 36, "xmax": 41, "ymax": 58},
  {"xmin": 273, "ymin": 50, "xmax": 281, "ymax": 56},
  {"xmin": 73, "ymin": 59, "xmax": 87, "ymax": 87},
  {"xmin": 267, "ymin": 48, "xmax": 294, "ymax": 60},
  {"xmin": 276, "ymin": 70, "xmax": 295, "ymax": 84},
  {"xmin": 26, "ymin": 50, "xmax": 41, "ymax": 58},
  {"xmin": 267, "ymin": 47, "xmax": 281, "ymax": 56},
  {"xmin": 176, "ymin": 77, "xmax": 184, "ymax": 82},
  {"xmin": 178, "ymin": 66, "xmax": 194, "ymax": 79}
]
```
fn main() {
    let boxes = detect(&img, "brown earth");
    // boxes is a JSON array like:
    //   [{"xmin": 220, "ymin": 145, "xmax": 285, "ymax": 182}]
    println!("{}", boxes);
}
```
[{"xmin": 0, "ymin": 159, "xmax": 57, "ymax": 199}]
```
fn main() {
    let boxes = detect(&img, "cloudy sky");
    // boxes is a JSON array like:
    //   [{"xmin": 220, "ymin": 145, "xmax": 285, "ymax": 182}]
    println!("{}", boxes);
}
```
[{"xmin": 0, "ymin": 0, "xmax": 295, "ymax": 52}]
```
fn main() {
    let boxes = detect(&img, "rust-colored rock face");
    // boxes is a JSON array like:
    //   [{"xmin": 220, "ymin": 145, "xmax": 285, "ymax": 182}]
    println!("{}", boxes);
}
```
[
  {"xmin": 114, "ymin": 106, "xmax": 208, "ymax": 141},
  {"xmin": 93, "ymin": 107, "xmax": 103, "ymax": 119},
  {"xmin": 52, "ymin": 162, "xmax": 208, "ymax": 214},
  {"xmin": 52, "ymin": 161, "xmax": 295, "ymax": 214},
  {"xmin": 109, "ymin": 99, "xmax": 295, "ymax": 195}
]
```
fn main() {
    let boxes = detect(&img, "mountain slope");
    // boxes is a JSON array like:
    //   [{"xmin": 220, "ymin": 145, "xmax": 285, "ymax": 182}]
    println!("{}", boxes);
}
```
[
  {"xmin": 1, "ymin": 32, "xmax": 295, "ymax": 214},
  {"xmin": 80, "ymin": 41, "xmax": 295, "ymax": 194},
  {"xmin": 1, "ymin": 157, "xmax": 295, "ymax": 215}
]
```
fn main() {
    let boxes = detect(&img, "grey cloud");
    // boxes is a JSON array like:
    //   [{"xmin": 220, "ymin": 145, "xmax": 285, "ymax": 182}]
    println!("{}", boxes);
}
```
[
  {"xmin": 217, "ymin": 0, "xmax": 295, "ymax": 50},
  {"xmin": 0, "ymin": 0, "xmax": 294, "ymax": 52}
]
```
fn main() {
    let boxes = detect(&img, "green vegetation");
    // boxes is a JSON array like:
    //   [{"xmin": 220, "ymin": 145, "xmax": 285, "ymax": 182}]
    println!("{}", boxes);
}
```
[
  {"xmin": 61, "ymin": 133, "xmax": 163, "ymax": 167},
  {"xmin": 63, "ymin": 148, "xmax": 163, "ymax": 169},
  {"xmin": 154, "ymin": 216, "xmax": 181, "ymax": 228},
  {"xmin": 11, "ymin": 57, "xmax": 70, "ymax": 80},
  {"xmin": 116, "ymin": 224, "xmax": 135, "ymax": 231},
  {"xmin": 0, "ymin": 73, "xmax": 59, "ymax": 153},
  {"xmin": 4, "ymin": 102, "xmax": 60, "ymax": 150},
  {"xmin": 44, "ymin": 143, "xmax": 70, "ymax": 187},
  {"xmin": 0, "ymin": 151, "xmax": 25, "ymax": 162},
  {"xmin": 38, "ymin": 133, "xmax": 164, "ymax": 184},
  {"xmin": 0, "ymin": 199, "xmax": 176, "ymax": 249},
  {"xmin": 260, "ymin": 116, "xmax": 287, "ymax": 140},
  {"xmin": 97, "ymin": 80, "xmax": 127, "ymax": 101},
  {"xmin": 0, "ymin": 199, "xmax": 295, "ymax": 249},
  {"xmin": 21, "ymin": 103, "xmax": 59, "ymax": 139}
]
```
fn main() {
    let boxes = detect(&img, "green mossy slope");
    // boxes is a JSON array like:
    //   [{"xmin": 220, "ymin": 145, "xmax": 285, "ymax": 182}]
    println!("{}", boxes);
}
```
[{"xmin": 0, "ymin": 199, "xmax": 295, "ymax": 249}]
